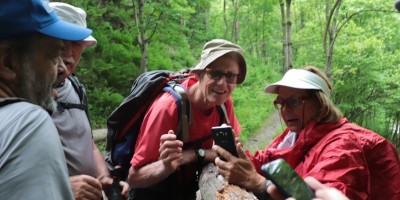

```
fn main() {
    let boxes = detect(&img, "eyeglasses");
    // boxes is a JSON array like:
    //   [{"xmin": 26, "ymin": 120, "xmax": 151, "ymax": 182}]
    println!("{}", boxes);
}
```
[
  {"xmin": 273, "ymin": 96, "xmax": 310, "ymax": 110},
  {"xmin": 205, "ymin": 68, "xmax": 240, "ymax": 84}
]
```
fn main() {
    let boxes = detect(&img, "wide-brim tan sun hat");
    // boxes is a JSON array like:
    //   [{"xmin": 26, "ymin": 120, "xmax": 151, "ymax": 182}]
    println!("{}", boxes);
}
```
[
  {"xmin": 264, "ymin": 69, "xmax": 331, "ymax": 97},
  {"xmin": 192, "ymin": 39, "xmax": 246, "ymax": 84},
  {"xmin": 49, "ymin": 2, "xmax": 97, "ymax": 48}
]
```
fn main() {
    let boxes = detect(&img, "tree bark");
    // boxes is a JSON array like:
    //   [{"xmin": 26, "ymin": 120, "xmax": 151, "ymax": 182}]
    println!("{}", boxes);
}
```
[
  {"xmin": 323, "ymin": 0, "xmax": 341, "ymax": 78},
  {"xmin": 223, "ymin": 0, "xmax": 229, "ymax": 38},
  {"xmin": 133, "ymin": 0, "xmax": 148, "ymax": 73},
  {"xmin": 231, "ymin": 0, "xmax": 240, "ymax": 43},
  {"xmin": 279, "ymin": 0, "xmax": 288, "ymax": 72},
  {"xmin": 198, "ymin": 163, "xmax": 257, "ymax": 200},
  {"xmin": 132, "ymin": 0, "xmax": 163, "ymax": 74},
  {"xmin": 279, "ymin": 0, "xmax": 293, "ymax": 72},
  {"xmin": 261, "ymin": 8, "xmax": 268, "ymax": 63},
  {"xmin": 285, "ymin": 0, "xmax": 293, "ymax": 71}
]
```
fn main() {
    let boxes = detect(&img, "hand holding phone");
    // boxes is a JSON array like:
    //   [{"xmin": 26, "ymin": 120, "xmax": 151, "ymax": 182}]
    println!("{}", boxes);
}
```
[
  {"xmin": 261, "ymin": 158, "xmax": 315, "ymax": 199},
  {"xmin": 211, "ymin": 125, "xmax": 238, "ymax": 158}
]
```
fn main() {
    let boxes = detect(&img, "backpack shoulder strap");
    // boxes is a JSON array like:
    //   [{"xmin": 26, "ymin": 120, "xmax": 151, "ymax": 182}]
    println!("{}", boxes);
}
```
[
  {"xmin": 56, "ymin": 75, "xmax": 92, "ymax": 134},
  {"xmin": 182, "ymin": 102, "xmax": 230, "ymax": 149},
  {"xmin": 174, "ymin": 84, "xmax": 191, "ymax": 143},
  {"xmin": 68, "ymin": 74, "xmax": 87, "ymax": 105},
  {"xmin": 0, "ymin": 98, "xmax": 28, "ymax": 107},
  {"xmin": 217, "ymin": 103, "xmax": 230, "ymax": 125},
  {"xmin": 164, "ymin": 81, "xmax": 191, "ymax": 143},
  {"xmin": 57, "ymin": 74, "xmax": 91, "ymax": 120},
  {"xmin": 57, "ymin": 102, "xmax": 87, "ymax": 111}
]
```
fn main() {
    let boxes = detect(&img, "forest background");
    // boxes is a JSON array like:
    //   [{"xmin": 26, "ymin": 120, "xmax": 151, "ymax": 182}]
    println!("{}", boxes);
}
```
[{"xmin": 59, "ymin": 0, "xmax": 400, "ymax": 152}]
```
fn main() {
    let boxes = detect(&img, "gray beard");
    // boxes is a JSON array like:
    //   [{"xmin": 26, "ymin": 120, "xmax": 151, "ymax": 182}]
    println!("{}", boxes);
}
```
[{"xmin": 19, "ymin": 58, "xmax": 57, "ymax": 114}]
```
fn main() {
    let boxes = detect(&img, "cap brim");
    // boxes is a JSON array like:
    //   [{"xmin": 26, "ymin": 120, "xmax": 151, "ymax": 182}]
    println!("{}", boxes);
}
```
[
  {"xmin": 264, "ymin": 84, "xmax": 279, "ymax": 94},
  {"xmin": 264, "ymin": 76, "xmax": 323, "ymax": 93},
  {"xmin": 83, "ymin": 35, "xmax": 97, "ymax": 47},
  {"xmin": 38, "ymin": 19, "xmax": 92, "ymax": 41},
  {"xmin": 265, "ymin": 68, "xmax": 332, "ymax": 96}
]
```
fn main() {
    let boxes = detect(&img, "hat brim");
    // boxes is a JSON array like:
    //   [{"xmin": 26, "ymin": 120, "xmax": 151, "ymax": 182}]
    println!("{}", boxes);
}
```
[
  {"xmin": 192, "ymin": 49, "xmax": 232, "ymax": 71},
  {"xmin": 37, "ymin": 19, "xmax": 92, "ymax": 41},
  {"xmin": 264, "ymin": 69, "xmax": 330, "ymax": 96},
  {"xmin": 264, "ymin": 80, "xmax": 321, "ymax": 94},
  {"xmin": 83, "ymin": 35, "xmax": 97, "ymax": 48}
]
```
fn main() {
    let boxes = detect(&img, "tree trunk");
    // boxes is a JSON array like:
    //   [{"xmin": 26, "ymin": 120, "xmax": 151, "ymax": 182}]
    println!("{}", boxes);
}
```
[
  {"xmin": 279, "ymin": 0, "xmax": 288, "ymax": 72},
  {"xmin": 231, "ymin": 0, "xmax": 240, "ymax": 43},
  {"xmin": 133, "ymin": 0, "xmax": 149, "ymax": 73},
  {"xmin": 223, "ymin": 0, "xmax": 229, "ymax": 38},
  {"xmin": 285, "ymin": 0, "xmax": 293, "ymax": 71},
  {"xmin": 139, "ymin": 41, "xmax": 148, "ymax": 73},
  {"xmin": 261, "ymin": 8, "xmax": 268, "ymax": 63},
  {"xmin": 323, "ymin": 0, "xmax": 342, "ymax": 78},
  {"xmin": 198, "ymin": 163, "xmax": 258, "ymax": 200},
  {"xmin": 394, "ymin": 112, "xmax": 400, "ymax": 147},
  {"xmin": 247, "ymin": 4, "xmax": 255, "ymax": 55}
]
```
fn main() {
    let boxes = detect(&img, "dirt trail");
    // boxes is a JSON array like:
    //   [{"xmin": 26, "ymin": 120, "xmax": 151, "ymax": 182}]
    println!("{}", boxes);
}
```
[{"xmin": 243, "ymin": 110, "xmax": 283, "ymax": 153}]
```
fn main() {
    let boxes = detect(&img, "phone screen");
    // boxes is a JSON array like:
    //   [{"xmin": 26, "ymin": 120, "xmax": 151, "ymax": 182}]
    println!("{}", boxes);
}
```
[
  {"xmin": 261, "ymin": 158, "xmax": 315, "ymax": 199},
  {"xmin": 211, "ymin": 125, "xmax": 238, "ymax": 158}
]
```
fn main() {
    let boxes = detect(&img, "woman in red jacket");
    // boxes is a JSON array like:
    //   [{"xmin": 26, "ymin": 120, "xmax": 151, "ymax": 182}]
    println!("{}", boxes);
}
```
[{"xmin": 213, "ymin": 66, "xmax": 400, "ymax": 200}]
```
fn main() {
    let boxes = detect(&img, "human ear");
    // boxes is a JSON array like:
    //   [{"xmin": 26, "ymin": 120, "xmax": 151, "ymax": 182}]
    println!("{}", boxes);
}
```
[
  {"xmin": 195, "ymin": 71, "xmax": 205, "ymax": 82},
  {"xmin": 0, "ymin": 44, "xmax": 17, "ymax": 81}
]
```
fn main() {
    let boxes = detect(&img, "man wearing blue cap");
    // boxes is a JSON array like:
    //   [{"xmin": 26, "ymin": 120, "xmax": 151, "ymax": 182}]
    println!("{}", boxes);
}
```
[{"xmin": 0, "ymin": 0, "xmax": 92, "ymax": 199}]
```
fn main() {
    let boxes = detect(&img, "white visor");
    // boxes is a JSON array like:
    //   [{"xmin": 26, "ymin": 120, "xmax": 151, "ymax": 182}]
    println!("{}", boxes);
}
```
[{"xmin": 264, "ymin": 69, "xmax": 331, "ymax": 97}]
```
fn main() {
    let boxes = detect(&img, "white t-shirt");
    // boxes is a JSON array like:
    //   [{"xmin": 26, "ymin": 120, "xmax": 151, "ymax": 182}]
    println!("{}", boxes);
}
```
[{"xmin": 277, "ymin": 131, "xmax": 297, "ymax": 149}]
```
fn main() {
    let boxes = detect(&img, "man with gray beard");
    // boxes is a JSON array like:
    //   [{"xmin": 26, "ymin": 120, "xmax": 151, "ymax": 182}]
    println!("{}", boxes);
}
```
[{"xmin": 0, "ymin": 0, "xmax": 92, "ymax": 199}]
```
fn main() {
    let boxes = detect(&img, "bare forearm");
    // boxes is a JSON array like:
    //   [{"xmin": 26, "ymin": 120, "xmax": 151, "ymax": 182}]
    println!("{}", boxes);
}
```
[
  {"xmin": 204, "ymin": 149, "xmax": 217, "ymax": 163},
  {"xmin": 128, "ymin": 160, "xmax": 174, "ymax": 188},
  {"xmin": 254, "ymin": 174, "xmax": 267, "ymax": 194},
  {"xmin": 128, "ymin": 149, "xmax": 204, "ymax": 188},
  {"xmin": 92, "ymin": 141, "xmax": 109, "ymax": 178}
]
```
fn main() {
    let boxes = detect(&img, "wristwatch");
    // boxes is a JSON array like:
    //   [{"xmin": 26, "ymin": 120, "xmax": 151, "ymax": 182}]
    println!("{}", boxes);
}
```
[{"xmin": 195, "ymin": 148, "xmax": 205, "ymax": 164}]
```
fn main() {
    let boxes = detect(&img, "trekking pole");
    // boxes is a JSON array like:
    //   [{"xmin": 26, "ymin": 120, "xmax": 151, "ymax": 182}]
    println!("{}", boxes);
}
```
[{"xmin": 108, "ymin": 165, "xmax": 124, "ymax": 200}]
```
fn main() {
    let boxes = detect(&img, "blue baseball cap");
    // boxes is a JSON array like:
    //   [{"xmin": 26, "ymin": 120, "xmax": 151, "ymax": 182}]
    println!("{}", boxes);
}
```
[{"xmin": 0, "ymin": 0, "xmax": 92, "ymax": 41}]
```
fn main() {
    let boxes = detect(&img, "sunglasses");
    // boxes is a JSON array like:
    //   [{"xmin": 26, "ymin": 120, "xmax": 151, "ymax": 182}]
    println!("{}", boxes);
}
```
[
  {"xmin": 273, "ymin": 96, "xmax": 311, "ymax": 110},
  {"xmin": 205, "ymin": 68, "xmax": 239, "ymax": 84}
]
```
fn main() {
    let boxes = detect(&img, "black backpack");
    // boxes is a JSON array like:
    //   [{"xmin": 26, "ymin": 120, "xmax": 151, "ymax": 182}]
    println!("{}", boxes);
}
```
[{"xmin": 105, "ymin": 69, "xmax": 230, "ymax": 180}]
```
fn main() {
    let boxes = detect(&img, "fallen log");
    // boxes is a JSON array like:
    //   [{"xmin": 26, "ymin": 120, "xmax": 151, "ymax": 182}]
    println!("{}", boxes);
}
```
[{"xmin": 198, "ymin": 163, "xmax": 258, "ymax": 200}]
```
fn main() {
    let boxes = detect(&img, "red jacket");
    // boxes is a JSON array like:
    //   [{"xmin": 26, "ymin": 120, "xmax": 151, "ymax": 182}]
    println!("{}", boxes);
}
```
[{"xmin": 249, "ymin": 118, "xmax": 400, "ymax": 200}]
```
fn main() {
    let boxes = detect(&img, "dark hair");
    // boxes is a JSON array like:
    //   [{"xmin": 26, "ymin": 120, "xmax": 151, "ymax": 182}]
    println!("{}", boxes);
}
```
[{"xmin": 0, "ymin": 33, "xmax": 44, "ymax": 60}]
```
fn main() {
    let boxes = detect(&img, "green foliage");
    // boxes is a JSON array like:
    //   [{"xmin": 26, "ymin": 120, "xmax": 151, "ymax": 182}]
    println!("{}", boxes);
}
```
[
  {"xmin": 331, "ymin": 25, "xmax": 398, "ymax": 140},
  {"xmin": 88, "ymin": 87, "xmax": 124, "ymax": 128},
  {"xmin": 232, "ymin": 56, "xmax": 279, "ymax": 143}
]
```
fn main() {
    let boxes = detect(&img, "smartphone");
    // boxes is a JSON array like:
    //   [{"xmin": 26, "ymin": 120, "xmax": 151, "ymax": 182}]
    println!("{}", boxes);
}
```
[
  {"xmin": 261, "ymin": 158, "xmax": 315, "ymax": 199},
  {"xmin": 211, "ymin": 125, "xmax": 238, "ymax": 158}
]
